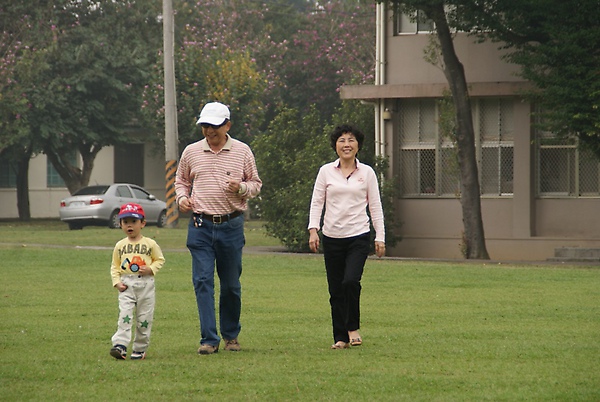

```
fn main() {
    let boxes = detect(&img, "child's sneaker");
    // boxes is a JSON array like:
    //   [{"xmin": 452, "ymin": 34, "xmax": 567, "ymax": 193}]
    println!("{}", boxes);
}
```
[
  {"xmin": 110, "ymin": 344, "xmax": 127, "ymax": 360},
  {"xmin": 130, "ymin": 351, "xmax": 146, "ymax": 360}
]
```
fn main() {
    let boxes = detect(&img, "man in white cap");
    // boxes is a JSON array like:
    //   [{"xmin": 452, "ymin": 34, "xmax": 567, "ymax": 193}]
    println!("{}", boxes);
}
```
[{"xmin": 175, "ymin": 102, "xmax": 262, "ymax": 354}]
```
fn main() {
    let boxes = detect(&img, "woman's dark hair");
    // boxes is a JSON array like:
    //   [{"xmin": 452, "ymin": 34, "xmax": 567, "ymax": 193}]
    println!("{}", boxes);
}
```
[{"xmin": 330, "ymin": 124, "xmax": 364, "ymax": 152}]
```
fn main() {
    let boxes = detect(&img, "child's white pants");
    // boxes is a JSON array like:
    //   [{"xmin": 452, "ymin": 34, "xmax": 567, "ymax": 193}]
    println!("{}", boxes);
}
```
[{"xmin": 111, "ymin": 275, "xmax": 155, "ymax": 352}]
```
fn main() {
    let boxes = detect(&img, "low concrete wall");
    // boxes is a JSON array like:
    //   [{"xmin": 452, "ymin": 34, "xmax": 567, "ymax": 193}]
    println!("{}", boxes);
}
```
[{"xmin": 391, "ymin": 236, "xmax": 600, "ymax": 262}]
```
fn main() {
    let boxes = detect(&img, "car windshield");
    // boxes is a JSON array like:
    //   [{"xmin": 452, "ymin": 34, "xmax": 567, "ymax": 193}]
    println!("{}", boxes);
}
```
[{"xmin": 73, "ymin": 186, "xmax": 110, "ymax": 196}]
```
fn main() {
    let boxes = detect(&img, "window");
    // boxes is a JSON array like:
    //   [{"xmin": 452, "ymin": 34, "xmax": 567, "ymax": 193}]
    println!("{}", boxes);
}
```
[
  {"xmin": 478, "ymin": 99, "xmax": 514, "ymax": 195},
  {"xmin": 0, "ymin": 157, "xmax": 17, "ymax": 188},
  {"xmin": 115, "ymin": 185, "xmax": 133, "ymax": 198},
  {"xmin": 394, "ymin": 8, "xmax": 434, "ymax": 35},
  {"xmin": 398, "ymin": 100, "xmax": 450, "ymax": 195},
  {"xmin": 73, "ymin": 185, "xmax": 110, "ymax": 196},
  {"xmin": 396, "ymin": 98, "xmax": 514, "ymax": 197},
  {"xmin": 47, "ymin": 158, "xmax": 64, "ymax": 187},
  {"xmin": 114, "ymin": 143, "xmax": 144, "ymax": 186},
  {"xmin": 47, "ymin": 153, "xmax": 78, "ymax": 187},
  {"xmin": 130, "ymin": 185, "xmax": 150, "ymax": 200},
  {"xmin": 535, "ymin": 122, "xmax": 600, "ymax": 197}
]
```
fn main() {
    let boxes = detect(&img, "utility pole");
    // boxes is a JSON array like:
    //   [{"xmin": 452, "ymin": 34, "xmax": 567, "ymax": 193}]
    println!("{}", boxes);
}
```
[{"xmin": 163, "ymin": 0, "xmax": 179, "ymax": 227}]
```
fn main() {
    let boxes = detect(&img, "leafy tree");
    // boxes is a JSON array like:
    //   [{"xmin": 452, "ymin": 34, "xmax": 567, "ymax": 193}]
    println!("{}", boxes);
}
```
[
  {"xmin": 0, "ymin": 31, "xmax": 30, "ymax": 154},
  {"xmin": 37, "ymin": 0, "xmax": 162, "ymax": 194},
  {"xmin": 456, "ymin": 0, "xmax": 600, "ymax": 157},
  {"xmin": 0, "ymin": 0, "xmax": 64, "ymax": 219},
  {"xmin": 252, "ymin": 105, "xmax": 331, "ymax": 251},
  {"xmin": 174, "ymin": 0, "xmax": 287, "ymax": 139},
  {"xmin": 140, "ymin": 0, "xmax": 384, "ymax": 249},
  {"xmin": 1, "ymin": 0, "xmax": 162, "ymax": 202},
  {"xmin": 142, "ymin": 41, "xmax": 268, "ymax": 148}
]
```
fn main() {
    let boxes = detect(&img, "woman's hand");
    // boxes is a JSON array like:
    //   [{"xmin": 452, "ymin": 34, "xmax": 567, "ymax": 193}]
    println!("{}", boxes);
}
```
[
  {"xmin": 375, "ymin": 241, "xmax": 385, "ymax": 258},
  {"xmin": 308, "ymin": 229, "xmax": 320, "ymax": 253}
]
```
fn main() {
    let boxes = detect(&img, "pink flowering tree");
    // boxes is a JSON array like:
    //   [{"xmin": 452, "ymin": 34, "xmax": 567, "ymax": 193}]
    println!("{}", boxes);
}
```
[
  {"xmin": 279, "ymin": 1, "xmax": 376, "ymax": 117},
  {"xmin": 142, "ymin": 0, "xmax": 288, "ymax": 146},
  {"xmin": 141, "ymin": 0, "xmax": 376, "ymax": 146},
  {"xmin": 141, "ymin": 39, "xmax": 271, "ymax": 147}
]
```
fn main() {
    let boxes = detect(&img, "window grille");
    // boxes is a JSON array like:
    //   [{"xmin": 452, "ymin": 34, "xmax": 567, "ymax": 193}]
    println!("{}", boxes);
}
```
[
  {"xmin": 398, "ymin": 100, "xmax": 440, "ymax": 195},
  {"xmin": 579, "ymin": 152, "xmax": 600, "ymax": 195},
  {"xmin": 478, "ymin": 99, "xmax": 514, "ymax": 195},
  {"xmin": 396, "ymin": 98, "xmax": 514, "ymax": 197},
  {"xmin": 535, "ymin": 119, "xmax": 600, "ymax": 196},
  {"xmin": 440, "ymin": 145, "xmax": 461, "ymax": 195}
]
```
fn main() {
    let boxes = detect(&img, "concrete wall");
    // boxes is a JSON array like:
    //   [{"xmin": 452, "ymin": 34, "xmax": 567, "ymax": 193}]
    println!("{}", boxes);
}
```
[
  {"xmin": 391, "ymin": 196, "xmax": 600, "ymax": 261},
  {"xmin": 385, "ymin": 32, "xmax": 524, "ymax": 86}
]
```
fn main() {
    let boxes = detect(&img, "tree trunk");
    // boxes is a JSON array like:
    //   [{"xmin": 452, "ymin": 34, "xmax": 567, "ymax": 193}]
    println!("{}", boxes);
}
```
[
  {"xmin": 427, "ymin": 4, "xmax": 490, "ymax": 259},
  {"xmin": 45, "ymin": 143, "xmax": 99, "ymax": 194},
  {"xmin": 15, "ymin": 147, "xmax": 33, "ymax": 221}
]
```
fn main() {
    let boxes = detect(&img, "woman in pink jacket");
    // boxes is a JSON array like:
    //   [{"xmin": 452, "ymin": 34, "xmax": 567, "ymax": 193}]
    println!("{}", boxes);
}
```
[{"xmin": 308, "ymin": 124, "xmax": 385, "ymax": 350}]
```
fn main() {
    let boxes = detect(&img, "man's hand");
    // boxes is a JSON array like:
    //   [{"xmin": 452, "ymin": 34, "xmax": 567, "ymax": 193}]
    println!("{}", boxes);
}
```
[
  {"xmin": 226, "ymin": 179, "xmax": 242, "ymax": 194},
  {"xmin": 178, "ymin": 196, "xmax": 192, "ymax": 213}
]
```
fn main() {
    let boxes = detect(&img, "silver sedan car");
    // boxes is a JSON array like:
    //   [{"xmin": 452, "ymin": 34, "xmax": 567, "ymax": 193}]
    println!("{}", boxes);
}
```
[{"xmin": 59, "ymin": 183, "xmax": 168, "ymax": 230}]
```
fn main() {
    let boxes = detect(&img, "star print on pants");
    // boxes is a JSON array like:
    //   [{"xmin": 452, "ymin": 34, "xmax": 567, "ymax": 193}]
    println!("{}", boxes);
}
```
[
  {"xmin": 141, "ymin": 320, "xmax": 149, "ymax": 328},
  {"xmin": 123, "ymin": 315, "xmax": 131, "ymax": 324}
]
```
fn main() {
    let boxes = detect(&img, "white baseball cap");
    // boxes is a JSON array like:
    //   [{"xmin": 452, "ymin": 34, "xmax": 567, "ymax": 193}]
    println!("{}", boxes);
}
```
[{"xmin": 196, "ymin": 102, "xmax": 230, "ymax": 125}]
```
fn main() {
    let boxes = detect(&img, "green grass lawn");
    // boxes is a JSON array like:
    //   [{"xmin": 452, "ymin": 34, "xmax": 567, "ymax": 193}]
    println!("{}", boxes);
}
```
[
  {"xmin": 0, "ymin": 221, "xmax": 599, "ymax": 401},
  {"xmin": 0, "ymin": 217, "xmax": 280, "ymax": 249}
]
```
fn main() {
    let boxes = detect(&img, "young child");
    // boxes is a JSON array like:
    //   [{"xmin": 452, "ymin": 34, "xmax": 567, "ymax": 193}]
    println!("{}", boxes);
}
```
[{"xmin": 110, "ymin": 202, "xmax": 165, "ymax": 360}]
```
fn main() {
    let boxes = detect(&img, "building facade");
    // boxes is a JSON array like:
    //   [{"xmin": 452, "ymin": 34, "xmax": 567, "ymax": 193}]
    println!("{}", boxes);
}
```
[{"xmin": 340, "ymin": 5, "xmax": 600, "ymax": 261}]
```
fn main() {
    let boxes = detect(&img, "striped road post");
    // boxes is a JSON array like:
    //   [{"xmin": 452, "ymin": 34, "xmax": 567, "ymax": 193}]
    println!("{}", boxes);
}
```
[{"xmin": 165, "ymin": 159, "xmax": 179, "ymax": 227}]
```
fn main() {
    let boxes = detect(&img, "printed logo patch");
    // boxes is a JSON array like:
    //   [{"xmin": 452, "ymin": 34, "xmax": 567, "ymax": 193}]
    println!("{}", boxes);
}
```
[{"xmin": 129, "ymin": 256, "xmax": 145, "ymax": 272}]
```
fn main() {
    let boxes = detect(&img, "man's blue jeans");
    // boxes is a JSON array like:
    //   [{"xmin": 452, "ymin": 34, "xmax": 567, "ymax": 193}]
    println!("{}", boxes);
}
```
[{"xmin": 186, "ymin": 214, "xmax": 245, "ymax": 346}]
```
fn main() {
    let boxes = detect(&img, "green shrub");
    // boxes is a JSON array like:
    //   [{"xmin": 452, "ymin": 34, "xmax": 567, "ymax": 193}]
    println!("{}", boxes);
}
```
[{"xmin": 253, "ymin": 105, "xmax": 330, "ymax": 251}]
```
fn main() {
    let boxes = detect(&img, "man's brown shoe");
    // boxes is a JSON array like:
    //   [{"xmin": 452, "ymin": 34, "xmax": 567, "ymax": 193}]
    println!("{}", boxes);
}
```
[
  {"xmin": 198, "ymin": 344, "xmax": 219, "ymax": 355},
  {"xmin": 224, "ymin": 339, "xmax": 241, "ymax": 352}
]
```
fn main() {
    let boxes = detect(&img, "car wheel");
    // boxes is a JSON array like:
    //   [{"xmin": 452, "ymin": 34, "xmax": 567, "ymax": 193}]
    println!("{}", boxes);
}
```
[
  {"xmin": 109, "ymin": 210, "xmax": 121, "ymax": 229},
  {"xmin": 68, "ymin": 222, "xmax": 83, "ymax": 230},
  {"xmin": 157, "ymin": 210, "xmax": 167, "ymax": 228}
]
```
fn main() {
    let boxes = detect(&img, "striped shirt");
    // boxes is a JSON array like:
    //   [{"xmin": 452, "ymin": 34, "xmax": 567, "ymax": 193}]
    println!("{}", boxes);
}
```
[
  {"xmin": 175, "ymin": 134, "xmax": 262, "ymax": 215},
  {"xmin": 308, "ymin": 159, "xmax": 385, "ymax": 242}
]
